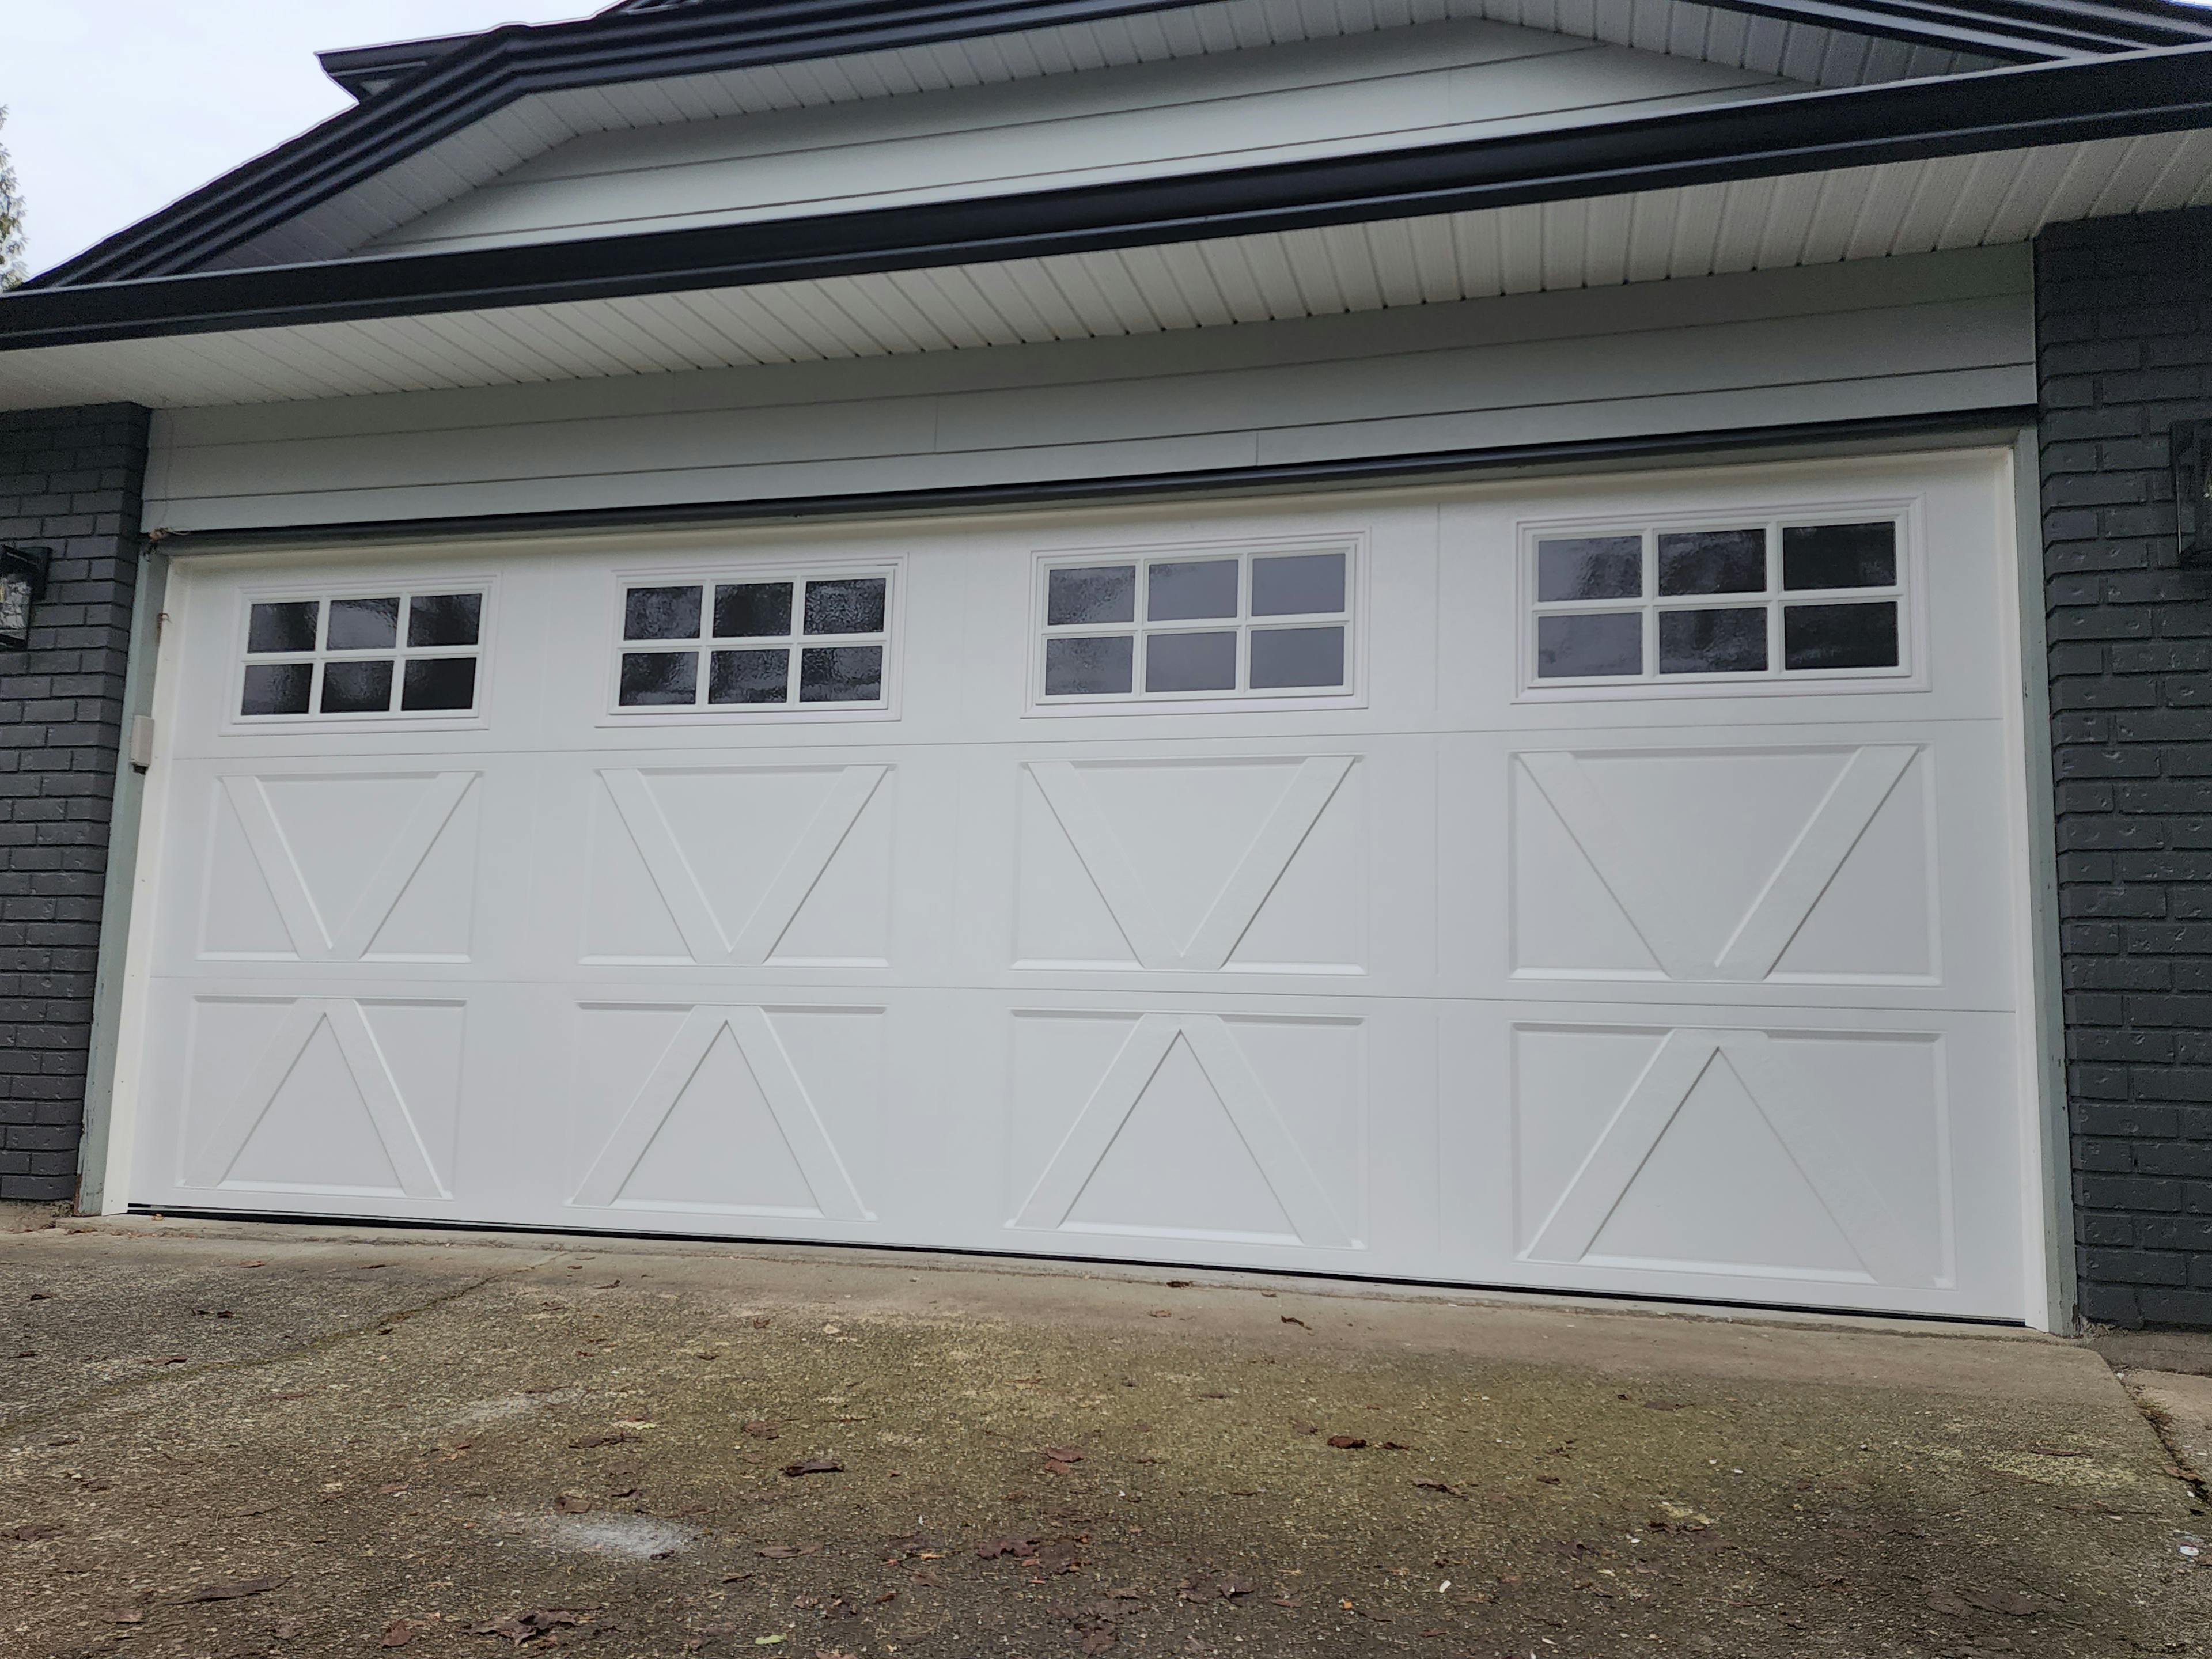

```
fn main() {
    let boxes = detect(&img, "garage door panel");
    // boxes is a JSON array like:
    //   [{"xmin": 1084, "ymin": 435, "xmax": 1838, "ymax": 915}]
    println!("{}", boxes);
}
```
[
  {"xmin": 1509, "ymin": 741, "xmax": 1936, "ymax": 987},
  {"xmin": 1013, "ymin": 753, "xmax": 1366, "ymax": 976},
  {"xmin": 1440, "ymin": 1003, "xmax": 2023, "ymax": 1316},
  {"xmin": 1444, "ymin": 722, "xmax": 2018, "ymax": 1010},
  {"xmin": 565, "ymin": 1000, "xmax": 882, "ymax": 1224},
  {"xmin": 1005, "ymin": 1008, "xmax": 1365, "ymax": 1251},
  {"xmin": 191, "ymin": 768, "xmax": 484, "ymax": 964},
  {"xmin": 172, "ymin": 992, "xmax": 467, "ymax": 1203},
  {"xmin": 123, "ymin": 454, "xmax": 2043, "ymax": 1320},
  {"xmin": 579, "ymin": 762, "xmax": 896, "ymax": 968}
]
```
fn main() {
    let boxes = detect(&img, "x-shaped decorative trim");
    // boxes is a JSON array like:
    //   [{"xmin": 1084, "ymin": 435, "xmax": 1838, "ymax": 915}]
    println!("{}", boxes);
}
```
[
  {"xmin": 1028, "ymin": 756, "xmax": 1353, "ymax": 971},
  {"xmin": 221, "ymin": 771, "xmax": 478, "ymax": 961},
  {"xmin": 185, "ymin": 998, "xmax": 445, "ymax": 1197},
  {"xmin": 600, "ymin": 766, "xmax": 887, "ymax": 966},
  {"xmin": 1011, "ymin": 1013, "xmax": 1353, "ymax": 1248},
  {"xmin": 1523, "ymin": 1028, "xmax": 1934, "ymax": 1287},
  {"xmin": 1518, "ymin": 745, "xmax": 1918, "ymax": 982},
  {"xmin": 571, "ymin": 1004, "xmax": 870, "ymax": 1220}
]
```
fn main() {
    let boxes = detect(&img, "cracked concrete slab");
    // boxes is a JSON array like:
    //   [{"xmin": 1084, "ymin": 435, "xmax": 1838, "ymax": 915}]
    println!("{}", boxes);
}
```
[{"xmin": 3, "ymin": 1218, "xmax": 2209, "ymax": 1658}]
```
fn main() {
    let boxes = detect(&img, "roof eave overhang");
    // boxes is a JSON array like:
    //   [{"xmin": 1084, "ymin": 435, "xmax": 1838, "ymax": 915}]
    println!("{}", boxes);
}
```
[
  {"xmin": 31, "ymin": 0, "xmax": 2212, "ymax": 290},
  {"xmin": 3, "ymin": 43, "xmax": 2208, "ymax": 355}
]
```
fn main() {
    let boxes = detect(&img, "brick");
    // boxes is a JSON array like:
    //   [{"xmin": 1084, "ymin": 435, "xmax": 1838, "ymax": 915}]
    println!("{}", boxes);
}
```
[{"xmin": 0, "ymin": 402, "xmax": 145, "ymax": 1203}]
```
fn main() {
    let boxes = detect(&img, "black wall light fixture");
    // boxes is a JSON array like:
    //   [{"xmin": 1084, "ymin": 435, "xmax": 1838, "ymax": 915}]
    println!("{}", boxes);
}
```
[
  {"xmin": 2178, "ymin": 421, "xmax": 2212, "ymax": 565},
  {"xmin": 0, "ymin": 545, "xmax": 52, "ymax": 651}
]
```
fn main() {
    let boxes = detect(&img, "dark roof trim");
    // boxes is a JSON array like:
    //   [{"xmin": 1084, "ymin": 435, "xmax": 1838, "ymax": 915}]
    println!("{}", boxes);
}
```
[
  {"xmin": 149, "ymin": 407, "xmax": 2037, "ymax": 555},
  {"xmin": 3, "ymin": 46, "xmax": 2207, "ymax": 354},
  {"xmin": 34, "ymin": 0, "xmax": 2212, "ymax": 290},
  {"xmin": 319, "ymin": 34, "xmax": 483, "ymax": 104}
]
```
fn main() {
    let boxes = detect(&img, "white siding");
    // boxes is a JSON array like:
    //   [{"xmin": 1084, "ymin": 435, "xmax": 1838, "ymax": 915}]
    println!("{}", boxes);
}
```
[
  {"xmin": 364, "ymin": 18, "xmax": 1797, "ymax": 257},
  {"xmin": 209, "ymin": 0, "xmax": 1978, "ymax": 272},
  {"xmin": 145, "ymin": 247, "xmax": 2033, "ymax": 533}
]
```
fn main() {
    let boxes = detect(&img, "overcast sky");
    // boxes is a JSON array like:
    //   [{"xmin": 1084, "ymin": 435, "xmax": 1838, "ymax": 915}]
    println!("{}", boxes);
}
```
[{"xmin": 6, "ymin": 3, "xmax": 598, "ymax": 276}]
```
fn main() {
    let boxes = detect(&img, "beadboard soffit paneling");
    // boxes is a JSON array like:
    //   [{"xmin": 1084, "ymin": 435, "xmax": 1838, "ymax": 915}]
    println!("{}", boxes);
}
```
[{"xmin": 0, "ymin": 132, "xmax": 2184, "ymax": 416}]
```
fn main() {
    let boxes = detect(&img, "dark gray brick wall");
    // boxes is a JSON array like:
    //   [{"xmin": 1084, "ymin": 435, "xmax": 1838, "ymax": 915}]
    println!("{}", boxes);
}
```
[
  {"xmin": 0, "ymin": 404, "xmax": 148, "ymax": 1203},
  {"xmin": 2037, "ymin": 207, "xmax": 2212, "ymax": 1328}
]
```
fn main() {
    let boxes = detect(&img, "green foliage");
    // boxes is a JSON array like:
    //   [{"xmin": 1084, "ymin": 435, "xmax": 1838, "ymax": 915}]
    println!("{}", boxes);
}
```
[{"xmin": 0, "ymin": 107, "xmax": 22, "ymax": 289}]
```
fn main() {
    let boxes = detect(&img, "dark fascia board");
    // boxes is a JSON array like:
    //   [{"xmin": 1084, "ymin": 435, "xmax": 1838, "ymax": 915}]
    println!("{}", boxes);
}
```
[
  {"xmin": 151, "ymin": 408, "xmax": 2038, "ymax": 555},
  {"xmin": 318, "ymin": 34, "xmax": 486, "ymax": 104},
  {"xmin": 3, "ymin": 44, "xmax": 2208, "ymax": 354},
  {"xmin": 30, "ymin": 0, "xmax": 2212, "ymax": 290}
]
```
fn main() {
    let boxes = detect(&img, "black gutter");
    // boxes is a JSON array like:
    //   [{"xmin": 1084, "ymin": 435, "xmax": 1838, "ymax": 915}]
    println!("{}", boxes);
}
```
[
  {"xmin": 2, "ymin": 46, "xmax": 2207, "ymax": 353},
  {"xmin": 33, "ymin": 0, "xmax": 2212, "ymax": 290},
  {"xmin": 149, "ymin": 407, "xmax": 2038, "ymax": 554}
]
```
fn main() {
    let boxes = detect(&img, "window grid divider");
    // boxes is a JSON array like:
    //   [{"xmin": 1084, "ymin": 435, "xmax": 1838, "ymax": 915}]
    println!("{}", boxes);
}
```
[
  {"xmin": 1526, "ymin": 516, "xmax": 1910, "ymax": 689},
  {"xmin": 1036, "ymin": 544, "xmax": 1355, "ymax": 703}
]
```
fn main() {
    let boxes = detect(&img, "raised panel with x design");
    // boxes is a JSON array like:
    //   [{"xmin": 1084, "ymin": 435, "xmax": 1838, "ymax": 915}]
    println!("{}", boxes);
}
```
[
  {"xmin": 600, "ymin": 765, "xmax": 887, "ymax": 967},
  {"xmin": 1027, "ymin": 756, "xmax": 1354, "ymax": 972},
  {"xmin": 185, "ymin": 998, "xmax": 446, "ymax": 1198},
  {"xmin": 572, "ymin": 1004, "xmax": 870, "ymax": 1220},
  {"xmin": 1522, "ymin": 1028, "xmax": 1936, "ymax": 1287},
  {"xmin": 221, "ymin": 772, "xmax": 478, "ymax": 962},
  {"xmin": 1518, "ymin": 745, "xmax": 1919, "ymax": 983},
  {"xmin": 1012, "ymin": 1013, "xmax": 1353, "ymax": 1248}
]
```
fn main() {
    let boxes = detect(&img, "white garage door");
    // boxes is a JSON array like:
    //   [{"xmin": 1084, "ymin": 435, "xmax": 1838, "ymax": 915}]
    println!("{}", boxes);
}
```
[{"xmin": 111, "ymin": 449, "xmax": 2047, "ymax": 1320}]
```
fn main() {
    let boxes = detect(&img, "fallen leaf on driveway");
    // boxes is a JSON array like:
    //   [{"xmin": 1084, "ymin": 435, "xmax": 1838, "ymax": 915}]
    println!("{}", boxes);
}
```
[
  {"xmin": 782, "ymin": 1457, "xmax": 843, "ymax": 1478},
  {"xmin": 1281, "ymin": 1316, "xmax": 1309, "ymax": 1328},
  {"xmin": 107, "ymin": 1611, "xmax": 143, "ymax": 1626},
  {"xmin": 553, "ymin": 1494, "xmax": 593, "ymax": 1514},
  {"xmin": 756, "ymin": 1543, "xmax": 822, "ymax": 1559},
  {"xmin": 471, "ymin": 1610, "xmax": 590, "ymax": 1645},
  {"xmin": 977, "ymin": 1536, "xmax": 1037, "ymax": 1559},
  {"xmin": 1326, "ymin": 1436, "xmax": 1366, "ymax": 1450},
  {"xmin": 741, "ymin": 1421, "xmax": 779, "ymax": 1440},
  {"xmin": 1040, "ymin": 1446, "xmax": 1085, "ymax": 1464},
  {"xmin": 569, "ymin": 1432, "xmax": 640, "ymax": 1449},
  {"xmin": 6, "ymin": 1522, "xmax": 62, "ymax": 1542},
  {"xmin": 1412, "ymin": 1479, "xmax": 1468, "ymax": 1498},
  {"xmin": 181, "ymin": 1575, "xmax": 286, "ymax": 1602},
  {"xmin": 381, "ymin": 1619, "xmax": 418, "ymax": 1647},
  {"xmin": 1036, "ymin": 1540, "xmax": 1086, "ymax": 1576},
  {"xmin": 753, "ymin": 1637, "xmax": 786, "ymax": 1647}
]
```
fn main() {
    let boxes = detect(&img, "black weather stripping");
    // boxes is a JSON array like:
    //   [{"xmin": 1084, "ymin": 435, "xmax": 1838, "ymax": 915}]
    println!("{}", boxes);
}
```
[
  {"xmin": 2, "ymin": 45, "xmax": 2207, "ymax": 354},
  {"xmin": 29, "ymin": 0, "xmax": 2212, "ymax": 290}
]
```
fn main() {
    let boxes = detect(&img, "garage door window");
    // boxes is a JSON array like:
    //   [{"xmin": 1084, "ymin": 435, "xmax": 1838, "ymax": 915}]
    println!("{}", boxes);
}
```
[
  {"xmin": 614, "ymin": 570, "xmax": 891, "ymax": 711},
  {"xmin": 239, "ymin": 590, "xmax": 483, "ymax": 719},
  {"xmin": 1527, "ymin": 516, "xmax": 1907, "ymax": 689},
  {"xmin": 1037, "ymin": 544, "xmax": 1354, "ymax": 703}
]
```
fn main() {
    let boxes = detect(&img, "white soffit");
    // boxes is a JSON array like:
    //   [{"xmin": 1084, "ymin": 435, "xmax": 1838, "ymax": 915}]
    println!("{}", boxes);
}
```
[
  {"xmin": 6, "ymin": 130, "xmax": 2202, "ymax": 414},
  {"xmin": 206, "ymin": 0, "xmax": 1994, "ymax": 271}
]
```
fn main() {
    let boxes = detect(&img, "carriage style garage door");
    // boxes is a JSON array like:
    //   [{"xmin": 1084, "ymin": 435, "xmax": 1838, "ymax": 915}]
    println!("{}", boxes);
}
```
[{"xmin": 111, "ymin": 449, "xmax": 2047, "ymax": 1320}]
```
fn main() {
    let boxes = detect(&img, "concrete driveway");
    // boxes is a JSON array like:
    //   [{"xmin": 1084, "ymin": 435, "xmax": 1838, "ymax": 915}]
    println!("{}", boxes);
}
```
[{"xmin": 1, "ymin": 1217, "xmax": 2207, "ymax": 1659}]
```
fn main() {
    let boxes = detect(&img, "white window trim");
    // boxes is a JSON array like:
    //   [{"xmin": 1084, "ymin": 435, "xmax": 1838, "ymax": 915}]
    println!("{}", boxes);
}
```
[
  {"xmin": 1514, "ymin": 497, "xmax": 1929, "ymax": 702},
  {"xmin": 1027, "ymin": 533, "xmax": 1366, "ymax": 715},
  {"xmin": 225, "ymin": 578, "xmax": 497, "ymax": 733},
  {"xmin": 600, "ymin": 555, "xmax": 904, "ymax": 725}
]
